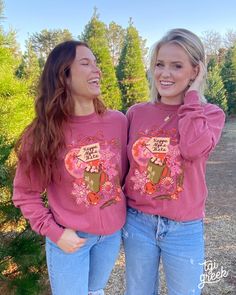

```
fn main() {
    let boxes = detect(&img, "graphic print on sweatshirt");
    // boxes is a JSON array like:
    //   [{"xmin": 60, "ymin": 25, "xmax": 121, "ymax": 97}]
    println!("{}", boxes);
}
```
[
  {"xmin": 131, "ymin": 128, "xmax": 184, "ymax": 200},
  {"xmin": 64, "ymin": 133, "xmax": 122, "ymax": 208}
]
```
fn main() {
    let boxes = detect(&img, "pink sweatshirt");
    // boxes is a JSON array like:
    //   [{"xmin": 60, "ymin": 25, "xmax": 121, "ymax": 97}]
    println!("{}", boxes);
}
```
[
  {"xmin": 124, "ymin": 91, "xmax": 225, "ymax": 221},
  {"xmin": 13, "ymin": 110, "xmax": 128, "ymax": 243}
]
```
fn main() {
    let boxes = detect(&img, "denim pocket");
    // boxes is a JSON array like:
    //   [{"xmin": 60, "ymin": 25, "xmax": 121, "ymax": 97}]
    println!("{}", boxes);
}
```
[
  {"xmin": 177, "ymin": 219, "xmax": 204, "ymax": 236},
  {"xmin": 76, "ymin": 231, "xmax": 93, "ymax": 239},
  {"xmin": 46, "ymin": 237, "xmax": 61, "ymax": 250}
]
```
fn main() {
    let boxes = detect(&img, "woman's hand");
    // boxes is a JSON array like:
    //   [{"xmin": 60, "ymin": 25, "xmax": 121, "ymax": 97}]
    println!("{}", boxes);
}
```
[
  {"xmin": 57, "ymin": 228, "xmax": 86, "ymax": 253},
  {"xmin": 188, "ymin": 61, "xmax": 206, "ymax": 93}
]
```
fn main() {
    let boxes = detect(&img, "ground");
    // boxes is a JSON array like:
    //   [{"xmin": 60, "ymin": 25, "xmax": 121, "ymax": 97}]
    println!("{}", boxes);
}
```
[{"xmin": 106, "ymin": 116, "xmax": 236, "ymax": 295}]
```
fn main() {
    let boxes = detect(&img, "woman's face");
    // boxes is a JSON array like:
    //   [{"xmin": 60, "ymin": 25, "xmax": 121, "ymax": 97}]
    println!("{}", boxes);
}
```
[
  {"xmin": 154, "ymin": 43, "xmax": 198, "ymax": 105},
  {"xmin": 68, "ymin": 46, "xmax": 101, "ymax": 102}
]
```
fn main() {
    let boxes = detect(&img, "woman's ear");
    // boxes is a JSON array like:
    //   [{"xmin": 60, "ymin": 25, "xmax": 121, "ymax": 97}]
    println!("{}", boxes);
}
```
[{"xmin": 192, "ymin": 64, "xmax": 200, "ymax": 80}]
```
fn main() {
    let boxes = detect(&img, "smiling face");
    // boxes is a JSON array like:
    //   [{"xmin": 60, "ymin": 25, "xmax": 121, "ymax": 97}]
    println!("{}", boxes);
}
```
[
  {"xmin": 154, "ymin": 43, "xmax": 198, "ymax": 105},
  {"xmin": 69, "ymin": 45, "xmax": 101, "ymax": 103}
]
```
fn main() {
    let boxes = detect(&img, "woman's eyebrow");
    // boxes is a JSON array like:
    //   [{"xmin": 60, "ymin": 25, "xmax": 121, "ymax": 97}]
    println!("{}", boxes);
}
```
[{"xmin": 78, "ymin": 57, "xmax": 97, "ymax": 63}]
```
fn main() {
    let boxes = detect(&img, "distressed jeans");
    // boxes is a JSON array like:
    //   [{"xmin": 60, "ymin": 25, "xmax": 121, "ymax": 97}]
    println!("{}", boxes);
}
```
[
  {"xmin": 46, "ymin": 230, "xmax": 121, "ymax": 295},
  {"xmin": 123, "ymin": 207, "xmax": 204, "ymax": 295}
]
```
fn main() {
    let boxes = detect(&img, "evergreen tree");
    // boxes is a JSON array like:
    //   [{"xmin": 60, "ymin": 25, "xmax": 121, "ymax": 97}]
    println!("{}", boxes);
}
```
[
  {"xmin": 80, "ymin": 10, "xmax": 122, "ymax": 110},
  {"xmin": 221, "ymin": 45, "xmax": 236, "ymax": 114},
  {"xmin": 117, "ymin": 19, "xmax": 149, "ymax": 110},
  {"xmin": 139, "ymin": 36, "xmax": 149, "ymax": 69},
  {"xmin": 106, "ymin": 21, "xmax": 149, "ymax": 69},
  {"xmin": 16, "ymin": 40, "xmax": 41, "ymax": 95},
  {"xmin": 205, "ymin": 57, "xmax": 228, "ymax": 112},
  {"xmin": 0, "ymin": 28, "xmax": 47, "ymax": 294}
]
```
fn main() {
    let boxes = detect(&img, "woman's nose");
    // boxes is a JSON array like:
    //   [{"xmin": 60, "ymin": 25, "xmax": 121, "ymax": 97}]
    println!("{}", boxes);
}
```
[
  {"xmin": 92, "ymin": 64, "xmax": 101, "ymax": 74},
  {"xmin": 161, "ymin": 67, "xmax": 171, "ymax": 77}
]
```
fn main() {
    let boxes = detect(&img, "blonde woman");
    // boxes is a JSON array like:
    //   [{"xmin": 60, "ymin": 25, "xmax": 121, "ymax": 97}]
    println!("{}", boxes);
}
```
[{"xmin": 123, "ymin": 29, "xmax": 225, "ymax": 295}]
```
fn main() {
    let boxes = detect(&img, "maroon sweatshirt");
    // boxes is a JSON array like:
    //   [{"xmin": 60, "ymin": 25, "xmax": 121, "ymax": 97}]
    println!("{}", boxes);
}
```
[
  {"xmin": 13, "ymin": 110, "xmax": 128, "ymax": 243},
  {"xmin": 124, "ymin": 91, "xmax": 225, "ymax": 221}
]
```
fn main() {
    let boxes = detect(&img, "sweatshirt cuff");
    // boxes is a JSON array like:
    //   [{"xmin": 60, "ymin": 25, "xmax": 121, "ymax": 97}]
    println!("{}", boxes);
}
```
[
  {"xmin": 184, "ymin": 90, "xmax": 200, "ymax": 104},
  {"xmin": 46, "ymin": 222, "xmax": 65, "ymax": 243}
]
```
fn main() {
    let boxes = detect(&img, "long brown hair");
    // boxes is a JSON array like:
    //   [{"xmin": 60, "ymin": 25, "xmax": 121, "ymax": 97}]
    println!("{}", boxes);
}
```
[{"xmin": 15, "ymin": 40, "xmax": 106, "ymax": 185}]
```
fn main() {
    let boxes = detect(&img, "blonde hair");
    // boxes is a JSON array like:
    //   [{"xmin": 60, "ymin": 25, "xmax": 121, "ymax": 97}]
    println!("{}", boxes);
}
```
[{"xmin": 149, "ymin": 28, "xmax": 207, "ymax": 103}]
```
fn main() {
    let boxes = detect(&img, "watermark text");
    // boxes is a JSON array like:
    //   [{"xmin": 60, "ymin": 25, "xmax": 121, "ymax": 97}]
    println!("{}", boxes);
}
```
[{"xmin": 198, "ymin": 260, "xmax": 229, "ymax": 289}]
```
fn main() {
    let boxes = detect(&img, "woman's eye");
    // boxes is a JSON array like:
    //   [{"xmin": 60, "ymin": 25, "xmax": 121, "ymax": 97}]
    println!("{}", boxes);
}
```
[
  {"xmin": 156, "ymin": 63, "xmax": 163, "ymax": 68},
  {"xmin": 175, "ymin": 64, "xmax": 182, "ymax": 69}
]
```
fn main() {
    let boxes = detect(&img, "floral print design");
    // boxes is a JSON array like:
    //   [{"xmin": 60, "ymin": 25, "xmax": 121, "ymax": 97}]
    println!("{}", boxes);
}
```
[
  {"xmin": 131, "ymin": 129, "xmax": 184, "ymax": 200},
  {"xmin": 65, "ymin": 132, "xmax": 122, "ymax": 208}
]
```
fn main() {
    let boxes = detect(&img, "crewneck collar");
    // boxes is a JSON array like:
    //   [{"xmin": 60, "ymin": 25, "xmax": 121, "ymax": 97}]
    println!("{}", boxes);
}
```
[
  {"xmin": 68, "ymin": 111, "xmax": 98, "ymax": 123},
  {"xmin": 154, "ymin": 101, "xmax": 182, "ymax": 111}
]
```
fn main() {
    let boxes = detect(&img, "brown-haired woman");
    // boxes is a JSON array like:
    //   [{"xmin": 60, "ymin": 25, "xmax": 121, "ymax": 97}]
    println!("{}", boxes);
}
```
[{"xmin": 13, "ymin": 40, "xmax": 127, "ymax": 295}]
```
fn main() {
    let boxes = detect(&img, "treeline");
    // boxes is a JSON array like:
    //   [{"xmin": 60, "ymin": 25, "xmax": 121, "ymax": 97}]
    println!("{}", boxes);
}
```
[
  {"xmin": 0, "ymin": 1, "xmax": 236, "ymax": 294},
  {"xmin": 14, "ymin": 12, "xmax": 149, "ymax": 112}
]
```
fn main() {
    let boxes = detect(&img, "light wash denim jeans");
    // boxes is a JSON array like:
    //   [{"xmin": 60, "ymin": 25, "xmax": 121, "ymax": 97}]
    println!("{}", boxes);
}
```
[
  {"xmin": 123, "ymin": 207, "xmax": 204, "ymax": 295},
  {"xmin": 46, "ymin": 230, "xmax": 121, "ymax": 295}
]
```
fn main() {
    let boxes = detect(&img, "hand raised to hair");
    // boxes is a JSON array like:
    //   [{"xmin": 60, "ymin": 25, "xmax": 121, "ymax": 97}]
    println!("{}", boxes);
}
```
[
  {"xmin": 57, "ymin": 228, "xmax": 86, "ymax": 253},
  {"xmin": 187, "ymin": 61, "xmax": 206, "ymax": 93}
]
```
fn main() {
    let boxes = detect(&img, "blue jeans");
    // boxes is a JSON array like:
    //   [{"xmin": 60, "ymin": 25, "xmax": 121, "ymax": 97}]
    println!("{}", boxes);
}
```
[
  {"xmin": 46, "ymin": 230, "xmax": 121, "ymax": 295},
  {"xmin": 123, "ymin": 207, "xmax": 204, "ymax": 295}
]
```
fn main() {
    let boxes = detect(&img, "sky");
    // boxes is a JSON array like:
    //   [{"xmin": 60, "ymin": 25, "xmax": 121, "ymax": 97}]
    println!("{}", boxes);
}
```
[{"xmin": 2, "ymin": 0, "xmax": 236, "ymax": 52}]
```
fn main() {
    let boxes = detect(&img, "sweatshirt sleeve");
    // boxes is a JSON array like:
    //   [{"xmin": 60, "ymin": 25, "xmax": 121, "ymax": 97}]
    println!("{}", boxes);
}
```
[
  {"xmin": 13, "ymin": 160, "xmax": 64, "ymax": 243},
  {"xmin": 178, "ymin": 90, "xmax": 225, "ymax": 161}
]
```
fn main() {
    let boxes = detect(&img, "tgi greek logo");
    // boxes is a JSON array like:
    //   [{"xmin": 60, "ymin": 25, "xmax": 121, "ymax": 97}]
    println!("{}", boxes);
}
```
[{"xmin": 198, "ymin": 260, "xmax": 229, "ymax": 289}]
